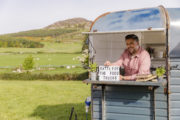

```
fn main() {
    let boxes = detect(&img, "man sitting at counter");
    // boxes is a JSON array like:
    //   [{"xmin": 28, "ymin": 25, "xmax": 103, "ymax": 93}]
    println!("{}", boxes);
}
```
[{"xmin": 104, "ymin": 34, "xmax": 151, "ymax": 80}]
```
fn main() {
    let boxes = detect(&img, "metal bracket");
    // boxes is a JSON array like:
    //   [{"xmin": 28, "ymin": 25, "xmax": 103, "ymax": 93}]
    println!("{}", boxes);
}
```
[{"xmin": 171, "ymin": 64, "xmax": 180, "ymax": 70}]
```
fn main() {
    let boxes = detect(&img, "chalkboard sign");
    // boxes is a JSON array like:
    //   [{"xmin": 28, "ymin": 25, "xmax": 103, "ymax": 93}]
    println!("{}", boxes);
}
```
[{"xmin": 98, "ymin": 66, "xmax": 120, "ymax": 81}]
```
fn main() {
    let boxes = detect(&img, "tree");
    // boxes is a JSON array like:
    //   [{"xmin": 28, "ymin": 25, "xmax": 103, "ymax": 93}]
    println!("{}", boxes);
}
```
[{"xmin": 23, "ymin": 55, "xmax": 34, "ymax": 70}]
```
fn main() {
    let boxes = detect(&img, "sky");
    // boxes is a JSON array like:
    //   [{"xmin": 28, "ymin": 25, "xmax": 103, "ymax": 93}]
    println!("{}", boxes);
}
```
[{"xmin": 0, "ymin": 0, "xmax": 179, "ymax": 34}]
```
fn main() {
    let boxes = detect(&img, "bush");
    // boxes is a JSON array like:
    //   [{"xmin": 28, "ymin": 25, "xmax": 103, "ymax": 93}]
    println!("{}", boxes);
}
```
[
  {"xmin": 23, "ymin": 55, "xmax": 34, "ymax": 70},
  {"xmin": 82, "ymin": 34, "xmax": 88, "ymax": 51},
  {"xmin": 73, "ymin": 49, "xmax": 88, "ymax": 69},
  {"xmin": 0, "ymin": 72, "xmax": 88, "ymax": 80},
  {"xmin": 0, "ymin": 36, "xmax": 44, "ymax": 48}
]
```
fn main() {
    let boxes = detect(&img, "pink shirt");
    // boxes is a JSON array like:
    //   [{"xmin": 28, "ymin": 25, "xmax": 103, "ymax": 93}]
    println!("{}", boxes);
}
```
[{"xmin": 112, "ymin": 47, "xmax": 151, "ymax": 80}]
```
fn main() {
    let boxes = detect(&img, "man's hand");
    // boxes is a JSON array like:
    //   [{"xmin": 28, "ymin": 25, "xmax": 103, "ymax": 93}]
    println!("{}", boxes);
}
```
[
  {"xmin": 104, "ymin": 61, "xmax": 111, "ymax": 66},
  {"xmin": 119, "ymin": 75, "xmax": 124, "ymax": 80},
  {"xmin": 120, "ymin": 75, "xmax": 131, "ymax": 80}
]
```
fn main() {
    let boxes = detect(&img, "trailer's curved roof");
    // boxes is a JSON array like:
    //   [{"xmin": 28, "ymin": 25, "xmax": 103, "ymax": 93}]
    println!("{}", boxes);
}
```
[
  {"xmin": 90, "ymin": 7, "xmax": 166, "ymax": 32},
  {"xmin": 90, "ymin": 7, "xmax": 180, "ymax": 58}
]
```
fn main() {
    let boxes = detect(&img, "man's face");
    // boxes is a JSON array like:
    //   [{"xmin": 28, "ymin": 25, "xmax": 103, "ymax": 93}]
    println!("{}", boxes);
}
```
[{"xmin": 126, "ymin": 38, "xmax": 139, "ymax": 55}]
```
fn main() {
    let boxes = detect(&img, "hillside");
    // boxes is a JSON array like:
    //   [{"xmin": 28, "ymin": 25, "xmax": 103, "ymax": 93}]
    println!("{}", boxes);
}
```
[
  {"xmin": 1, "ymin": 17, "xmax": 92, "ymax": 43},
  {"xmin": 45, "ymin": 17, "xmax": 92, "ymax": 29}
]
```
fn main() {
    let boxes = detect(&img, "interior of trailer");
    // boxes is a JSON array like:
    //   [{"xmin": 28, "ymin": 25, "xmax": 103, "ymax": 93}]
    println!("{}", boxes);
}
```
[{"xmin": 88, "ymin": 29, "xmax": 166, "ymax": 75}]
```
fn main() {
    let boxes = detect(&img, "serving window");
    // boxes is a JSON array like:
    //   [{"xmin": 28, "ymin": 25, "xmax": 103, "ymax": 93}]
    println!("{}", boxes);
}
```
[{"xmin": 86, "ymin": 28, "xmax": 166, "ymax": 74}]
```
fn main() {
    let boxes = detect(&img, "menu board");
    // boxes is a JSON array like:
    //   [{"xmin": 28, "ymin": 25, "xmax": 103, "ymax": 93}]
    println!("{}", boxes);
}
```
[{"xmin": 98, "ymin": 66, "xmax": 120, "ymax": 81}]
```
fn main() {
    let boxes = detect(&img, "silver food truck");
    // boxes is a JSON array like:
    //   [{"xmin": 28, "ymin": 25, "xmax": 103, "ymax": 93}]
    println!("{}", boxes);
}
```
[{"xmin": 83, "ymin": 6, "xmax": 180, "ymax": 120}]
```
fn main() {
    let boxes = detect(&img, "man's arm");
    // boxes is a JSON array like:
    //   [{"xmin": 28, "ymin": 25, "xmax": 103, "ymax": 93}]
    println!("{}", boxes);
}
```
[
  {"xmin": 104, "ymin": 52, "xmax": 125, "ymax": 66},
  {"xmin": 111, "ymin": 56, "xmax": 123, "ymax": 66}
]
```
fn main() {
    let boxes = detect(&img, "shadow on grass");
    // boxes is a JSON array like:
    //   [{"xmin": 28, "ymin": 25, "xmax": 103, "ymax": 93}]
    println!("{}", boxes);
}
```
[{"xmin": 30, "ymin": 103, "xmax": 91, "ymax": 120}]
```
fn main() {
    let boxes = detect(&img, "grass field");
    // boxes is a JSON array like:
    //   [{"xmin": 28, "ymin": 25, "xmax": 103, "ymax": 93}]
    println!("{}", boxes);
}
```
[
  {"xmin": 0, "ymin": 42, "xmax": 83, "ymax": 54},
  {"xmin": 0, "ymin": 53, "xmax": 81, "ymax": 68},
  {"xmin": 0, "ymin": 41, "xmax": 87, "ymax": 77},
  {"xmin": 0, "ymin": 25, "xmax": 90, "ymax": 120},
  {"xmin": 0, "ymin": 80, "xmax": 91, "ymax": 120}
]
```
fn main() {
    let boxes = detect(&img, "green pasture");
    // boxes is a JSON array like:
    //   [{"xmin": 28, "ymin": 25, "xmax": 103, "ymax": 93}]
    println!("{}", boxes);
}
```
[
  {"xmin": 0, "ymin": 53, "xmax": 81, "ymax": 68},
  {"xmin": 0, "ymin": 27, "xmax": 90, "ymax": 120},
  {"xmin": 0, "ymin": 41, "xmax": 87, "ymax": 75},
  {"xmin": 0, "ymin": 80, "xmax": 91, "ymax": 120},
  {"xmin": 0, "ymin": 42, "xmax": 83, "ymax": 54}
]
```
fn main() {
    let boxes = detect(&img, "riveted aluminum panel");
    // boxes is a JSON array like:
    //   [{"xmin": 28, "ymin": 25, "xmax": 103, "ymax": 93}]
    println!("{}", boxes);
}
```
[{"xmin": 167, "ymin": 8, "xmax": 180, "ymax": 58}]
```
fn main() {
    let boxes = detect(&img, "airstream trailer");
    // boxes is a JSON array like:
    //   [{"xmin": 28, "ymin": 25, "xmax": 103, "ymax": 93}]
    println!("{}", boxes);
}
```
[{"xmin": 83, "ymin": 6, "xmax": 180, "ymax": 120}]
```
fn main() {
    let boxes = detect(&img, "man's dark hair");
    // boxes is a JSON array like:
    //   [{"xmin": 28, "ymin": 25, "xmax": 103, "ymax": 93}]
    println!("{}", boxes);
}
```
[{"xmin": 125, "ymin": 34, "xmax": 139, "ymax": 42}]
